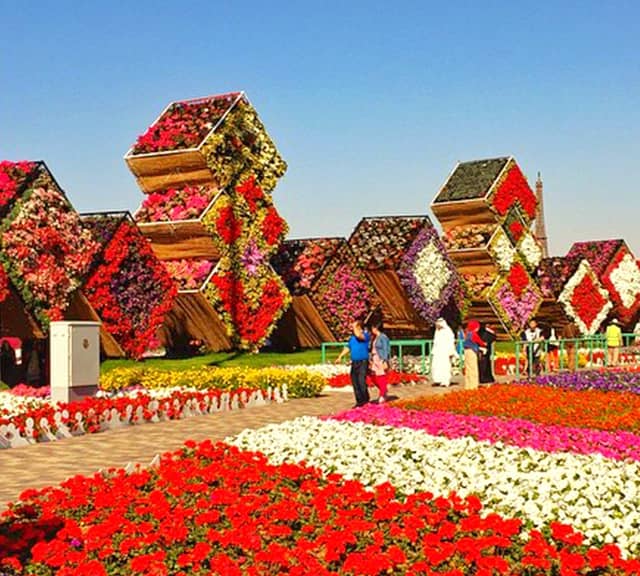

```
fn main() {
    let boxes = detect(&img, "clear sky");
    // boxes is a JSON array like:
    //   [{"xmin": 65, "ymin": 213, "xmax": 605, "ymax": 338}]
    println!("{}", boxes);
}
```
[{"xmin": 2, "ymin": 0, "xmax": 639, "ymax": 256}]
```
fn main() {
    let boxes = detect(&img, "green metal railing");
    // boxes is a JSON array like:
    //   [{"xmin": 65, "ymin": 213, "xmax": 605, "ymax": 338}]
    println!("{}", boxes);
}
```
[
  {"xmin": 321, "ymin": 339, "xmax": 432, "ymax": 373},
  {"xmin": 321, "ymin": 333, "xmax": 640, "ymax": 379}
]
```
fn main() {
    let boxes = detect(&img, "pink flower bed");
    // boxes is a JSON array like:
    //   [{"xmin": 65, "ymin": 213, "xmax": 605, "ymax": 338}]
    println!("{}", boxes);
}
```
[{"xmin": 331, "ymin": 404, "xmax": 640, "ymax": 463}]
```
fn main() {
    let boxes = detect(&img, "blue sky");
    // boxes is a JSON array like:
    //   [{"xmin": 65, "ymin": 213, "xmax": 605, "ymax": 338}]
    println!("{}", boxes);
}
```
[{"xmin": 2, "ymin": 0, "xmax": 639, "ymax": 255}]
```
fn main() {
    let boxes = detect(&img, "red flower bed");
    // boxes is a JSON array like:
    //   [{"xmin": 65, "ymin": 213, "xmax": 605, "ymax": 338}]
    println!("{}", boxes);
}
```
[
  {"xmin": 326, "ymin": 371, "xmax": 423, "ymax": 388},
  {"xmin": 0, "ymin": 388, "xmax": 257, "ymax": 441},
  {"xmin": 2, "ymin": 440, "xmax": 638, "ymax": 575},
  {"xmin": 83, "ymin": 216, "xmax": 176, "ymax": 358},
  {"xmin": 396, "ymin": 384, "xmax": 640, "ymax": 433}
]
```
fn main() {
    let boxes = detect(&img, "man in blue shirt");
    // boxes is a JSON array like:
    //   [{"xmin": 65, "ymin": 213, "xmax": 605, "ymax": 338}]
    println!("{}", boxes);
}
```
[{"xmin": 335, "ymin": 320, "xmax": 370, "ymax": 406}]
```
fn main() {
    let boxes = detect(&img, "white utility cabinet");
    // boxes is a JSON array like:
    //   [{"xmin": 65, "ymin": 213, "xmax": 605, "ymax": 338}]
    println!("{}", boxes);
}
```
[{"xmin": 50, "ymin": 321, "xmax": 100, "ymax": 403}]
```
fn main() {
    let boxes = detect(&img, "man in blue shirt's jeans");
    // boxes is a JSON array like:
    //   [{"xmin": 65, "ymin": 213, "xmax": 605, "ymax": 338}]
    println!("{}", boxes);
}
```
[{"xmin": 335, "ymin": 321, "xmax": 370, "ymax": 407}]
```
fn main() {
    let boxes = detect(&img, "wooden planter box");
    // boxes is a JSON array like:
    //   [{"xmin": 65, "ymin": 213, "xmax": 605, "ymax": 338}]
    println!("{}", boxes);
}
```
[
  {"xmin": 124, "ymin": 92, "xmax": 285, "ymax": 194},
  {"xmin": 135, "ymin": 191, "xmax": 225, "ymax": 261},
  {"xmin": 431, "ymin": 156, "xmax": 537, "ymax": 231}
]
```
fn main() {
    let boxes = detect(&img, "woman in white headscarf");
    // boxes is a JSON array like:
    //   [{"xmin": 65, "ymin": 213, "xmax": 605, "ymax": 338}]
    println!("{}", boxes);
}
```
[{"xmin": 431, "ymin": 317, "xmax": 457, "ymax": 387}]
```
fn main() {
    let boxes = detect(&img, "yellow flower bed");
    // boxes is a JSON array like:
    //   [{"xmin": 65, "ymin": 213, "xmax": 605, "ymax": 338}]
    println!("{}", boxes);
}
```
[{"xmin": 100, "ymin": 366, "xmax": 325, "ymax": 399}]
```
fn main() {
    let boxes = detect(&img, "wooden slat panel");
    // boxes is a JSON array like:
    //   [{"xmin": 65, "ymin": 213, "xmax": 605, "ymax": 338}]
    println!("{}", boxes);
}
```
[
  {"xmin": 0, "ymin": 287, "xmax": 44, "ymax": 340},
  {"xmin": 125, "ymin": 150, "xmax": 217, "ymax": 194},
  {"xmin": 431, "ymin": 199, "xmax": 496, "ymax": 229},
  {"xmin": 271, "ymin": 295, "xmax": 335, "ymax": 349},
  {"xmin": 144, "ymin": 233, "xmax": 220, "ymax": 261},
  {"xmin": 159, "ymin": 293, "xmax": 231, "ymax": 352},
  {"xmin": 65, "ymin": 291, "xmax": 126, "ymax": 358}
]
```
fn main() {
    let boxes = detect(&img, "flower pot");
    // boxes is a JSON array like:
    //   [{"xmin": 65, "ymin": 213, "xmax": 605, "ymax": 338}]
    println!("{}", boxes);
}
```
[
  {"xmin": 431, "ymin": 156, "xmax": 537, "ymax": 231},
  {"xmin": 124, "ymin": 92, "xmax": 286, "ymax": 194}
]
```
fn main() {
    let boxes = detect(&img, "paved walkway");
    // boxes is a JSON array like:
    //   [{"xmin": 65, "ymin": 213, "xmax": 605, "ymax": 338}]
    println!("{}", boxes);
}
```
[{"xmin": 0, "ymin": 380, "xmax": 458, "ymax": 510}]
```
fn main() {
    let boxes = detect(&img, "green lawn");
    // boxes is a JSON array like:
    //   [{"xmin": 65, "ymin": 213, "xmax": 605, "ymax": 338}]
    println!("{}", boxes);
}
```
[
  {"xmin": 100, "ymin": 342, "xmax": 519, "ymax": 374},
  {"xmin": 101, "ymin": 349, "xmax": 325, "ymax": 373}
]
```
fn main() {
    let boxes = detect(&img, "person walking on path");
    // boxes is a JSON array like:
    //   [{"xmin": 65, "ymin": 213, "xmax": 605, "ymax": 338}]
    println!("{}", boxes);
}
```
[
  {"xmin": 431, "ymin": 318, "xmax": 457, "ymax": 387},
  {"xmin": 463, "ymin": 320, "xmax": 485, "ymax": 390},
  {"xmin": 336, "ymin": 321, "xmax": 371, "ymax": 407},
  {"xmin": 478, "ymin": 323, "xmax": 496, "ymax": 384},
  {"xmin": 369, "ymin": 321, "xmax": 391, "ymax": 403},
  {"xmin": 606, "ymin": 318, "xmax": 623, "ymax": 367}
]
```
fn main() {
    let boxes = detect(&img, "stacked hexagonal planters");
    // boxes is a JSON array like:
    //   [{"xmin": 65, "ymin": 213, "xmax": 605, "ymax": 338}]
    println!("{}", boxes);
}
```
[
  {"xmin": 431, "ymin": 156, "xmax": 544, "ymax": 337},
  {"xmin": 126, "ymin": 92, "xmax": 290, "ymax": 351}
]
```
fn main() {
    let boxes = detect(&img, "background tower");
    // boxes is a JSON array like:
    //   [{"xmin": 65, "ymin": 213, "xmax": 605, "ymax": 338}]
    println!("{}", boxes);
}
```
[{"xmin": 535, "ymin": 172, "xmax": 549, "ymax": 258}]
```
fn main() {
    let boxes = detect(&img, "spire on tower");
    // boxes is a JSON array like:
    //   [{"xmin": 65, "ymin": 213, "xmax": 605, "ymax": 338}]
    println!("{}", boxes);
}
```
[{"xmin": 534, "ymin": 172, "xmax": 549, "ymax": 258}]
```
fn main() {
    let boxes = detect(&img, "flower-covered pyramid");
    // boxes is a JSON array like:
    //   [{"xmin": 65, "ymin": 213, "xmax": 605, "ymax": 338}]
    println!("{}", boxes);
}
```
[
  {"xmin": 310, "ymin": 243, "xmax": 379, "ymax": 340},
  {"xmin": 81, "ymin": 212, "xmax": 177, "ymax": 358},
  {"xmin": 0, "ymin": 161, "xmax": 99, "ymax": 329},
  {"xmin": 268, "ymin": 238, "xmax": 345, "ymax": 348},
  {"xmin": 348, "ymin": 216, "xmax": 443, "ymax": 337},
  {"xmin": 126, "ymin": 92, "xmax": 290, "ymax": 350},
  {"xmin": 558, "ymin": 259, "xmax": 613, "ymax": 334},
  {"xmin": 566, "ymin": 239, "xmax": 640, "ymax": 325},
  {"xmin": 272, "ymin": 237, "xmax": 344, "ymax": 296}
]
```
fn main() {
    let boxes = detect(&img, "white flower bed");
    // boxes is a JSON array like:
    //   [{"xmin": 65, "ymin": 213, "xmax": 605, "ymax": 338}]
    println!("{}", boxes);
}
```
[
  {"xmin": 0, "ymin": 392, "xmax": 47, "ymax": 418},
  {"xmin": 229, "ymin": 416, "xmax": 640, "ymax": 556}
]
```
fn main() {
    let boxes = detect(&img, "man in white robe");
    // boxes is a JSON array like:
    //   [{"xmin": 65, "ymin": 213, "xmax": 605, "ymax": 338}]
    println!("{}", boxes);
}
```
[{"xmin": 431, "ymin": 318, "xmax": 457, "ymax": 387}]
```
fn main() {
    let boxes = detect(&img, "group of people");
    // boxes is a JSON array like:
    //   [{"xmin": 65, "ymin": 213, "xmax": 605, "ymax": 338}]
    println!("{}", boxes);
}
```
[
  {"xmin": 431, "ymin": 318, "xmax": 495, "ymax": 389},
  {"xmin": 335, "ymin": 320, "xmax": 391, "ymax": 406},
  {"xmin": 336, "ymin": 317, "xmax": 498, "ymax": 406}
]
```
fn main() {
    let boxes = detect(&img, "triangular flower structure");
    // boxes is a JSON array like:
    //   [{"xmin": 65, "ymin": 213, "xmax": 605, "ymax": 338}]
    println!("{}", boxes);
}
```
[
  {"xmin": 269, "ymin": 238, "xmax": 346, "ymax": 348},
  {"xmin": 81, "ymin": 212, "xmax": 177, "ymax": 358},
  {"xmin": 397, "ymin": 223, "xmax": 466, "ymax": 324},
  {"xmin": 272, "ymin": 238, "xmax": 344, "ymax": 296},
  {"xmin": 310, "ymin": 242, "xmax": 378, "ymax": 340},
  {"xmin": 602, "ymin": 244, "xmax": 640, "ymax": 324},
  {"xmin": 558, "ymin": 259, "xmax": 613, "ymax": 335},
  {"xmin": 348, "ymin": 216, "xmax": 444, "ymax": 337},
  {"xmin": 566, "ymin": 239, "xmax": 640, "ymax": 325},
  {"xmin": 0, "ymin": 161, "xmax": 99, "ymax": 328},
  {"xmin": 126, "ymin": 92, "xmax": 290, "ymax": 350}
]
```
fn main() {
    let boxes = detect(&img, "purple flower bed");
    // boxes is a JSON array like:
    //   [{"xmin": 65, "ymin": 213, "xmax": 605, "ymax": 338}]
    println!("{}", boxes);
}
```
[
  {"xmin": 522, "ymin": 370, "xmax": 640, "ymax": 394},
  {"xmin": 330, "ymin": 404, "xmax": 640, "ymax": 462}
]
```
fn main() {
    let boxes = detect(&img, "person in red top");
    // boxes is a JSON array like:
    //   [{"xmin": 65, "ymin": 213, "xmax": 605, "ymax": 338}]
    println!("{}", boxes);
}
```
[{"xmin": 463, "ymin": 320, "xmax": 486, "ymax": 390}]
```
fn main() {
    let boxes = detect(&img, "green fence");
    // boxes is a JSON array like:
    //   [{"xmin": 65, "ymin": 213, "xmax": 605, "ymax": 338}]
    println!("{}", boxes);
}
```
[{"xmin": 321, "ymin": 333, "xmax": 640, "ymax": 379}]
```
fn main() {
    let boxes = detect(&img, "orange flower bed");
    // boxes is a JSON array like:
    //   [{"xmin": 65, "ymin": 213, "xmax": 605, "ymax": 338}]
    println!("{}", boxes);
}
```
[{"xmin": 395, "ymin": 384, "xmax": 640, "ymax": 433}]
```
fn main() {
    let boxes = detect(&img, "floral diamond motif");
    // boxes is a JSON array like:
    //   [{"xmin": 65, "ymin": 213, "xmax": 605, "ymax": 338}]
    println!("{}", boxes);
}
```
[
  {"xmin": 559, "ymin": 259, "xmax": 612, "ymax": 335},
  {"xmin": 487, "ymin": 261, "xmax": 542, "ymax": 337}
]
